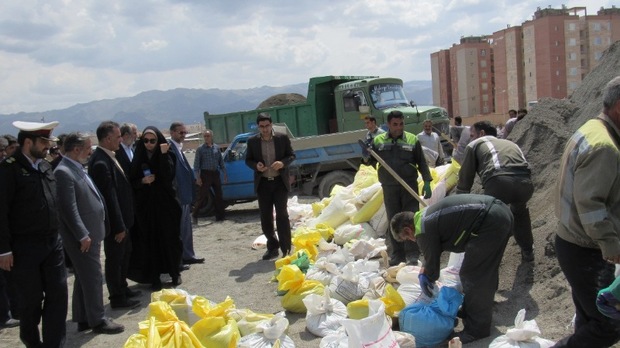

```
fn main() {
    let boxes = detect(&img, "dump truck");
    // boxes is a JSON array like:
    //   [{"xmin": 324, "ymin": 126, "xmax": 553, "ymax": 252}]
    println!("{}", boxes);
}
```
[{"xmin": 204, "ymin": 75, "xmax": 451, "ymax": 146}]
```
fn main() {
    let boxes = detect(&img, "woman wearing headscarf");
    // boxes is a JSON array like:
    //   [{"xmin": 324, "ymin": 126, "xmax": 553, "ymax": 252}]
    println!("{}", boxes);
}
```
[{"xmin": 129, "ymin": 126, "xmax": 182, "ymax": 290}]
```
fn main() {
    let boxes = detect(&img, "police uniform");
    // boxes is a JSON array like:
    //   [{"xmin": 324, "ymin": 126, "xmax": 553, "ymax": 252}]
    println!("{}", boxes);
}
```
[
  {"xmin": 373, "ymin": 131, "xmax": 432, "ymax": 265},
  {"xmin": 0, "ymin": 121, "xmax": 67, "ymax": 347}
]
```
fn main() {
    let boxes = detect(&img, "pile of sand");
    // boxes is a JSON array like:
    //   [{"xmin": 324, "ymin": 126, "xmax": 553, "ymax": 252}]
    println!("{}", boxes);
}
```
[{"xmin": 256, "ymin": 93, "xmax": 307, "ymax": 109}]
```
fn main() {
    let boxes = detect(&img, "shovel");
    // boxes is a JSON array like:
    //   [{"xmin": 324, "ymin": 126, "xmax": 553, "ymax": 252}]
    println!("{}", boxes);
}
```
[{"xmin": 358, "ymin": 139, "xmax": 427, "ymax": 208}]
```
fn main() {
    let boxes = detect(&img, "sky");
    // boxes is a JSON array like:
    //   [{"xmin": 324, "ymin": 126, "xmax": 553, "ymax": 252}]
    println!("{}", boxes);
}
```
[{"xmin": 0, "ymin": 0, "xmax": 616, "ymax": 114}]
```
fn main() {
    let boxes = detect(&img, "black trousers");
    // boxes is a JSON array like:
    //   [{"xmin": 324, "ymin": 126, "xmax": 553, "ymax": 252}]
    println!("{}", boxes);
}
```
[
  {"xmin": 460, "ymin": 201, "xmax": 512, "ymax": 338},
  {"xmin": 11, "ymin": 235, "xmax": 67, "ymax": 348},
  {"xmin": 0, "ymin": 269, "xmax": 19, "ymax": 322},
  {"xmin": 484, "ymin": 174, "xmax": 534, "ymax": 252},
  {"xmin": 104, "ymin": 232, "xmax": 132, "ymax": 303},
  {"xmin": 383, "ymin": 184, "xmax": 421, "ymax": 265},
  {"xmin": 193, "ymin": 170, "xmax": 225, "ymax": 220},
  {"xmin": 257, "ymin": 177, "xmax": 291, "ymax": 254},
  {"xmin": 553, "ymin": 235, "xmax": 620, "ymax": 348}
]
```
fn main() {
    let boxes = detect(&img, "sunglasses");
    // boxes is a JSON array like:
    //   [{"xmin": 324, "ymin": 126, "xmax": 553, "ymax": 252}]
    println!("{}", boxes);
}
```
[{"xmin": 143, "ymin": 138, "xmax": 157, "ymax": 144}]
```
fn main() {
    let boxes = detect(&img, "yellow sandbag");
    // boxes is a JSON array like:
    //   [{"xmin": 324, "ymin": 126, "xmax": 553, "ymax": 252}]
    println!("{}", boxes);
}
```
[
  {"xmin": 311, "ymin": 197, "xmax": 331, "ymax": 217},
  {"xmin": 442, "ymin": 160, "xmax": 461, "ymax": 191},
  {"xmin": 350, "ymin": 188, "xmax": 384, "ymax": 224},
  {"xmin": 192, "ymin": 296, "xmax": 235, "ymax": 319},
  {"xmin": 151, "ymin": 289, "xmax": 199, "ymax": 325},
  {"xmin": 148, "ymin": 301, "xmax": 179, "ymax": 322},
  {"xmin": 380, "ymin": 284, "xmax": 405, "ymax": 318},
  {"xmin": 191, "ymin": 317, "xmax": 240, "ymax": 348},
  {"xmin": 124, "ymin": 334, "xmax": 148, "ymax": 348},
  {"xmin": 292, "ymin": 229, "xmax": 323, "ymax": 260},
  {"xmin": 125, "ymin": 317, "xmax": 161, "ymax": 348},
  {"xmin": 347, "ymin": 299, "xmax": 370, "ymax": 319},
  {"xmin": 276, "ymin": 265, "xmax": 305, "ymax": 293},
  {"xmin": 352, "ymin": 164, "xmax": 379, "ymax": 195},
  {"xmin": 314, "ymin": 223, "xmax": 335, "ymax": 242},
  {"xmin": 418, "ymin": 167, "xmax": 439, "ymax": 193},
  {"xmin": 281, "ymin": 280, "xmax": 325, "ymax": 313},
  {"xmin": 135, "ymin": 316, "xmax": 203, "ymax": 348},
  {"xmin": 226, "ymin": 308, "xmax": 274, "ymax": 337}
]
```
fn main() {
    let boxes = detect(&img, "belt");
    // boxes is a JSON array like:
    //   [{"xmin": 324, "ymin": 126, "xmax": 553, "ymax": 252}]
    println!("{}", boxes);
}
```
[{"xmin": 262, "ymin": 176, "xmax": 278, "ymax": 181}]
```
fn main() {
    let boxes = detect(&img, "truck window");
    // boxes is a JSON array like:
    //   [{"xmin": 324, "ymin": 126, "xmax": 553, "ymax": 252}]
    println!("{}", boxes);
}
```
[
  {"xmin": 342, "ymin": 90, "xmax": 368, "ymax": 112},
  {"xmin": 370, "ymin": 84, "xmax": 409, "ymax": 109},
  {"xmin": 227, "ymin": 140, "xmax": 247, "ymax": 161}
]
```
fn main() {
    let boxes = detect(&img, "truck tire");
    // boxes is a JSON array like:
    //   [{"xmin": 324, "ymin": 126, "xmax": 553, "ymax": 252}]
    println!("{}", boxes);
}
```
[
  {"xmin": 196, "ymin": 191, "xmax": 215, "ymax": 217},
  {"xmin": 318, "ymin": 170, "xmax": 355, "ymax": 199}
]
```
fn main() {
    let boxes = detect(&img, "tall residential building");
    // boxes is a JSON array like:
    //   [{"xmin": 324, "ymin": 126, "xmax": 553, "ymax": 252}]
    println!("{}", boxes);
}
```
[
  {"xmin": 431, "ymin": 5, "xmax": 620, "ymax": 117},
  {"xmin": 448, "ymin": 36, "xmax": 492, "ymax": 117},
  {"xmin": 492, "ymin": 25, "xmax": 525, "ymax": 113},
  {"xmin": 430, "ymin": 49, "xmax": 452, "ymax": 117}
]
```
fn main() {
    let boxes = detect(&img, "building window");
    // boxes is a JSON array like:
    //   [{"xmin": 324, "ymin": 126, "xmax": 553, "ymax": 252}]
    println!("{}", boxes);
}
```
[
  {"xmin": 555, "ymin": 41, "xmax": 559, "ymax": 46},
  {"xmin": 594, "ymin": 37, "xmax": 602, "ymax": 45},
  {"xmin": 569, "ymin": 38, "xmax": 576, "ymax": 46},
  {"xmin": 480, "ymin": 60, "xmax": 487, "ymax": 67},
  {"xmin": 568, "ymin": 23, "xmax": 576, "ymax": 31},
  {"xmin": 593, "ymin": 23, "xmax": 601, "ymax": 31},
  {"xmin": 481, "ymin": 83, "xmax": 488, "ymax": 91},
  {"xmin": 481, "ymin": 49, "xmax": 486, "ymax": 56},
  {"xmin": 481, "ymin": 72, "xmax": 487, "ymax": 78},
  {"xmin": 568, "ymin": 52, "xmax": 577, "ymax": 60},
  {"xmin": 482, "ymin": 94, "xmax": 489, "ymax": 101},
  {"xmin": 570, "ymin": 67, "xmax": 578, "ymax": 76}
]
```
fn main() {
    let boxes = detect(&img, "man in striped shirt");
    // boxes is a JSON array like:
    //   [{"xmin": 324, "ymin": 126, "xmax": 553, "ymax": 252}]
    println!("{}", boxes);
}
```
[{"xmin": 193, "ymin": 130, "xmax": 227, "ymax": 222}]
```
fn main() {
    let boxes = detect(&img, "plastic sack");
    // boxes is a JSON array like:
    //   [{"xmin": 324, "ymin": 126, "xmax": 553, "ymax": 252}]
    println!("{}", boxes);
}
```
[
  {"xmin": 351, "ymin": 185, "xmax": 384, "ymax": 224},
  {"xmin": 346, "ymin": 299, "xmax": 369, "ymax": 320},
  {"xmin": 399, "ymin": 286, "xmax": 464, "ymax": 347},
  {"xmin": 346, "ymin": 237, "xmax": 386, "ymax": 260},
  {"xmin": 397, "ymin": 283, "xmax": 425, "ymax": 307},
  {"xmin": 226, "ymin": 308, "xmax": 274, "ymax": 337},
  {"xmin": 351, "ymin": 164, "xmax": 379, "ymax": 195},
  {"xmin": 329, "ymin": 264, "xmax": 371, "ymax": 305},
  {"xmin": 341, "ymin": 300, "xmax": 398, "ymax": 348},
  {"xmin": 192, "ymin": 296, "xmax": 235, "ymax": 320},
  {"xmin": 394, "ymin": 331, "xmax": 416, "ymax": 348},
  {"xmin": 151, "ymin": 289, "xmax": 200, "ymax": 326},
  {"xmin": 308, "ymin": 186, "xmax": 357, "ymax": 229},
  {"xmin": 380, "ymin": 284, "xmax": 405, "ymax": 318},
  {"xmin": 303, "ymin": 288, "xmax": 348, "ymax": 337},
  {"xmin": 277, "ymin": 264, "xmax": 325, "ymax": 313},
  {"xmin": 319, "ymin": 326, "xmax": 348, "ymax": 348},
  {"xmin": 306, "ymin": 258, "xmax": 341, "ymax": 285},
  {"xmin": 134, "ymin": 315, "xmax": 204, "ymax": 348},
  {"xmin": 488, "ymin": 309, "xmax": 556, "ymax": 348},
  {"xmin": 395, "ymin": 265, "xmax": 423, "ymax": 285},
  {"xmin": 334, "ymin": 222, "xmax": 367, "ymax": 245},
  {"xmin": 124, "ymin": 317, "xmax": 163, "ymax": 348},
  {"xmin": 368, "ymin": 204, "xmax": 388, "ymax": 237},
  {"xmin": 237, "ymin": 312, "xmax": 295, "ymax": 348},
  {"xmin": 191, "ymin": 316, "xmax": 240, "ymax": 348},
  {"xmin": 439, "ymin": 266, "xmax": 462, "ymax": 292},
  {"xmin": 292, "ymin": 229, "xmax": 323, "ymax": 261},
  {"xmin": 252, "ymin": 235, "xmax": 268, "ymax": 250}
]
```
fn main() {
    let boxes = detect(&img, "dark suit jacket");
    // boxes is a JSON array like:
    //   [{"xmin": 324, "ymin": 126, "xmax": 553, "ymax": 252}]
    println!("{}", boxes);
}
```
[
  {"xmin": 88, "ymin": 147, "xmax": 134, "ymax": 235},
  {"xmin": 245, "ymin": 133, "xmax": 296, "ymax": 193},
  {"xmin": 115, "ymin": 145, "xmax": 133, "ymax": 176},
  {"xmin": 168, "ymin": 141, "xmax": 195, "ymax": 205}
]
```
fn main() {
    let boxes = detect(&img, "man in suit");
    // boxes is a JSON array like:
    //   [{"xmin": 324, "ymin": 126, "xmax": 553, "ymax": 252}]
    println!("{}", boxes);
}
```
[
  {"xmin": 168, "ymin": 122, "xmax": 204, "ymax": 265},
  {"xmin": 0, "ymin": 121, "xmax": 68, "ymax": 347},
  {"xmin": 245, "ymin": 112, "xmax": 296, "ymax": 261},
  {"xmin": 88, "ymin": 121, "xmax": 141, "ymax": 309},
  {"xmin": 116, "ymin": 123, "xmax": 137, "ymax": 174},
  {"xmin": 55, "ymin": 133, "xmax": 124, "ymax": 334}
]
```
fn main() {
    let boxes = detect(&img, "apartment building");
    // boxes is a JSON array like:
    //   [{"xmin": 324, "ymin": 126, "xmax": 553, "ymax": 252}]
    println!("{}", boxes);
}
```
[{"xmin": 432, "ymin": 5, "xmax": 620, "ymax": 117}]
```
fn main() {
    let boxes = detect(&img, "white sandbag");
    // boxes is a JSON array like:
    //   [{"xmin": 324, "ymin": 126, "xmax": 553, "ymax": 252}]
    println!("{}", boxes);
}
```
[
  {"xmin": 368, "ymin": 204, "xmax": 388, "ymax": 237},
  {"xmin": 354, "ymin": 182, "xmax": 382, "ymax": 205},
  {"xmin": 421, "ymin": 146, "xmax": 439, "ymax": 166},
  {"xmin": 308, "ymin": 187, "xmax": 358, "ymax": 229},
  {"xmin": 447, "ymin": 252, "xmax": 465, "ymax": 270},
  {"xmin": 397, "ymin": 283, "xmax": 425, "ymax": 307},
  {"xmin": 237, "ymin": 312, "xmax": 295, "ymax": 348},
  {"xmin": 363, "ymin": 275, "xmax": 388, "ymax": 300},
  {"xmin": 329, "ymin": 264, "xmax": 370, "ymax": 305},
  {"xmin": 252, "ymin": 235, "xmax": 268, "ymax": 250},
  {"xmin": 306, "ymin": 258, "xmax": 341, "ymax": 285},
  {"xmin": 334, "ymin": 222, "xmax": 367, "ymax": 245},
  {"xmin": 422, "ymin": 180, "xmax": 447, "ymax": 207},
  {"xmin": 396, "ymin": 265, "xmax": 423, "ymax": 285},
  {"xmin": 340, "ymin": 300, "xmax": 398, "ymax": 348},
  {"xmin": 394, "ymin": 330, "xmax": 416, "ymax": 348},
  {"xmin": 346, "ymin": 238, "xmax": 387, "ymax": 260},
  {"xmin": 489, "ymin": 309, "xmax": 555, "ymax": 348},
  {"xmin": 287, "ymin": 195, "xmax": 314, "ymax": 226},
  {"xmin": 319, "ymin": 326, "xmax": 348, "ymax": 348},
  {"xmin": 326, "ymin": 248, "xmax": 355, "ymax": 267},
  {"xmin": 303, "ymin": 289, "xmax": 348, "ymax": 337},
  {"xmin": 439, "ymin": 266, "xmax": 462, "ymax": 293}
]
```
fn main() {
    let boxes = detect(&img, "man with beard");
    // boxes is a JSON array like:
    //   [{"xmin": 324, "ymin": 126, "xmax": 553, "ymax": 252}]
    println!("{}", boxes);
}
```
[{"xmin": 0, "ymin": 121, "xmax": 68, "ymax": 347}]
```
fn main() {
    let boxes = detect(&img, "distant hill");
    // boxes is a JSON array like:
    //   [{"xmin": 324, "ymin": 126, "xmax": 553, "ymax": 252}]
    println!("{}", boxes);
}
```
[{"xmin": 0, "ymin": 80, "xmax": 432, "ymax": 135}]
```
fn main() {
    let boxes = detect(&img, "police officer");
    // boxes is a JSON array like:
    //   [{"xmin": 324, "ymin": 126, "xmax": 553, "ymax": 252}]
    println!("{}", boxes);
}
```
[
  {"xmin": 0, "ymin": 121, "xmax": 68, "ymax": 347},
  {"xmin": 372, "ymin": 110, "xmax": 433, "ymax": 266},
  {"xmin": 456, "ymin": 120, "xmax": 535, "ymax": 262},
  {"xmin": 390, "ymin": 194, "xmax": 513, "ymax": 344}
]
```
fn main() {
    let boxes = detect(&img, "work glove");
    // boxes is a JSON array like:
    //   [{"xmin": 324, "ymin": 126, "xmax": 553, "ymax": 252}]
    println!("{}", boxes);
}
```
[
  {"xmin": 418, "ymin": 273, "xmax": 435, "ymax": 298},
  {"xmin": 423, "ymin": 181, "xmax": 432, "ymax": 199},
  {"xmin": 597, "ymin": 290, "xmax": 620, "ymax": 320}
]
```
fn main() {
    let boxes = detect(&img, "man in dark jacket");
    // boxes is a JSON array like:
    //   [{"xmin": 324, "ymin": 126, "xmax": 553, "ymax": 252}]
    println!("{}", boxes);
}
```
[
  {"xmin": 88, "ymin": 121, "xmax": 141, "ymax": 309},
  {"xmin": 0, "ymin": 121, "xmax": 68, "ymax": 347},
  {"xmin": 391, "ymin": 194, "xmax": 513, "ymax": 344},
  {"xmin": 245, "ymin": 113, "xmax": 296, "ymax": 260}
]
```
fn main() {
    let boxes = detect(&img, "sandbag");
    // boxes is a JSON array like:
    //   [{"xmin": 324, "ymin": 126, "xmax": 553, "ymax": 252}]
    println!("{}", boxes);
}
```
[
  {"xmin": 226, "ymin": 308, "xmax": 274, "ymax": 337},
  {"xmin": 399, "ymin": 286, "xmax": 464, "ymax": 347},
  {"xmin": 306, "ymin": 258, "xmax": 341, "ymax": 285},
  {"xmin": 489, "ymin": 309, "xmax": 556, "ymax": 348},
  {"xmin": 151, "ymin": 289, "xmax": 200, "ymax": 326},
  {"xmin": 303, "ymin": 288, "xmax": 348, "ymax": 337},
  {"xmin": 191, "ymin": 317, "xmax": 240, "ymax": 348},
  {"xmin": 237, "ymin": 312, "xmax": 295, "ymax": 348},
  {"xmin": 340, "ymin": 300, "xmax": 398, "ymax": 348}
]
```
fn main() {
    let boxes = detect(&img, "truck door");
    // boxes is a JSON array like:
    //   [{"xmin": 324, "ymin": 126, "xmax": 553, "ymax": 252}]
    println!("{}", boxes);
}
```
[
  {"xmin": 339, "ymin": 90, "xmax": 369, "ymax": 132},
  {"xmin": 221, "ymin": 139, "xmax": 255, "ymax": 200}
]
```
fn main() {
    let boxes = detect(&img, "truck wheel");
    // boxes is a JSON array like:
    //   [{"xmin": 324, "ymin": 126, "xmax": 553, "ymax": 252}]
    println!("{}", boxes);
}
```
[
  {"xmin": 196, "ymin": 191, "xmax": 215, "ymax": 217},
  {"xmin": 318, "ymin": 170, "xmax": 355, "ymax": 199}
]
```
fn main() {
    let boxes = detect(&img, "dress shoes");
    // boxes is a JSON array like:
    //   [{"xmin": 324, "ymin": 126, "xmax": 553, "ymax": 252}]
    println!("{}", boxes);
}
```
[
  {"xmin": 0, "ymin": 318, "xmax": 19, "ymax": 328},
  {"xmin": 192, "ymin": 216, "xmax": 199, "ymax": 225},
  {"xmin": 521, "ymin": 249, "xmax": 535, "ymax": 263},
  {"xmin": 179, "ymin": 264, "xmax": 190, "ymax": 272},
  {"xmin": 125, "ymin": 288, "xmax": 142, "ymax": 298},
  {"xmin": 171, "ymin": 275, "xmax": 182, "ymax": 286},
  {"xmin": 183, "ymin": 257, "xmax": 205, "ymax": 265},
  {"xmin": 262, "ymin": 249, "xmax": 279, "ymax": 261},
  {"xmin": 92, "ymin": 318, "xmax": 124, "ymax": 335},
  {"xmin": 110, "ymin": 299, "xmax": 141, "ymax": 309},
  {"xmin": 77, "ymin": 322, "xmax": 90, "ymax": 332}
]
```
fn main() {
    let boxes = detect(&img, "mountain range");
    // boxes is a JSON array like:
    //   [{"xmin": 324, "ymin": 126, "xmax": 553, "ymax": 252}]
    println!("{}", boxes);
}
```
[{"xmin": 0, "ymin": 80, "xmax": 432, "ymax": 135}]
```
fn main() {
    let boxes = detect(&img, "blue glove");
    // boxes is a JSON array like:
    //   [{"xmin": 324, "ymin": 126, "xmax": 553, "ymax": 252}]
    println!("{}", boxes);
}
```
[
  {"xmin": 597, "ymin": 290, "xmax": 620, "ymax": 320},
  {"xmin": 423, "ymin": 182, "xmax": 432, "ymax": 199},
  {"xmin": 418, "ymin": 273, "xmax": 435, "ymax": 297}
]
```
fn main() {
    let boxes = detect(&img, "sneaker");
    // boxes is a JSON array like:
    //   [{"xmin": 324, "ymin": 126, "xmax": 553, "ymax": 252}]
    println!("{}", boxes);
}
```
[
  {"xmin": 92, "ymin": 318, "xmax": 124, "ymax": 334},
  {"xmin": 521, "ymin": 250, "xmax": 535, "ymax": 263},
  {"xmin": 262, "ymin": 249, "xmax": 279, "ymax": 261}
]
